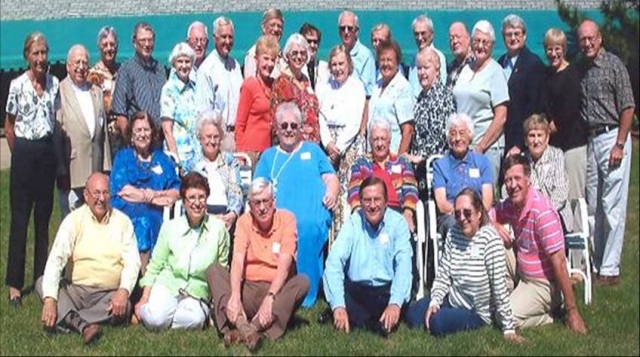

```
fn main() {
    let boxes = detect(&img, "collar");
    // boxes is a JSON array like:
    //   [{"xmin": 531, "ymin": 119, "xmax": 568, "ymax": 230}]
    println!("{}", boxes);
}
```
[
  {"xmin": 592, "ymin": 48, "xmax": 607, "ymax": 68},
  {"xmin": 361, "ymin": 209, "xmax": 387, "ymax": 235},
  {"xmin": 169, "ymin": 69, "xmax": 196, "ymax": 92},
  {"xmin": 134, "ymin": 52, "xmax": 158, "ymax": 71},
  {"xmin": 350, "ymin": 39, "xmax": 363, "ymax": 56},
  {"xmin": 514, "ymin": 186, "xmax": 537, "ymax": 221},
  {"xmin": 87, "ymin": 205, "xmax": 113, "ymax": 224},
  {"xmin": 377, "ymin": 69, "xmax": 404, "ymax": 89},
  {"xmin": 447, "ymin": 150, "xmax": 471, "ymax": 165},
  {"xmin": 179, "ymin": 214, "xmax": 210, "ymax": 236},
  {"xmin": 201, "ymin": 152, "xmax": 225, "ymax": 169},
  {"xmin": 250, "ymin": 209, "xmax": 282, "ymax": 237},
  {"xmin": 68, "ymin": 78, "xmax": 90, "ymax": 92}
]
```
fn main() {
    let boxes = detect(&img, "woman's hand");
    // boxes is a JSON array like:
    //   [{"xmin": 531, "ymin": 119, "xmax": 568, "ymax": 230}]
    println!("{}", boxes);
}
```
[
  {"xmin": 254, "ymin": 296, "xmax": 274, "ymax": 328},
  {"xmin": 506, "ymin": 146, "xmax": 522, "ymax": 158},
  {"xmin": 425, "ymin": 304, "xmax": 440, "ymax": 330},
  {"xmin": 134, "ymin": 294, "xmax": 149, "ymax": 321}
]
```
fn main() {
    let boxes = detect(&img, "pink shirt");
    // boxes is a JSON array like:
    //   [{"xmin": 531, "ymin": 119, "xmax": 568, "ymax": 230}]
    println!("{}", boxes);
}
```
[{"xmin": 490, "ymin": 187, "xmax": 564, "ymax": 281}]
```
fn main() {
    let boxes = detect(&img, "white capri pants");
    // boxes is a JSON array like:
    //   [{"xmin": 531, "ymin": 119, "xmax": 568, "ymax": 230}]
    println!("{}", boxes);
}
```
[{"xmin": 139, "ymin": 283, "xmax": 209, "ymax": 330}]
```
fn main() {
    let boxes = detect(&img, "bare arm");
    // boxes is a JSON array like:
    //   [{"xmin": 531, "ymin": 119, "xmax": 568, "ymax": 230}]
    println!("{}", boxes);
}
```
[
  {"xmin": 549, "ymin": 248, "xmax": 587, "ymax": 334},
  {"xmin": 116, "ymin": 115, "xmax": 129, "ymax": 136},
  {"xmin": 476, "ymin": 104, "xmax": 507, "ymax": 153},
  {"xmin": 161, "ymin": 120, "xmax": 177, "ymax": 157},
  {"xmin": 481, "ymin": 183, "xmax": 494, "ymax": 211},
  {"xmin": 358, "ymin": 99, "xmax": 370, "ymax": 136},
  {"xmin": 434, "ymin": 187, "xmax": 453, "ymax": 215},
  {"xmin": 398, "ymin": 122, "xmax": 415, "ymax": 155}
]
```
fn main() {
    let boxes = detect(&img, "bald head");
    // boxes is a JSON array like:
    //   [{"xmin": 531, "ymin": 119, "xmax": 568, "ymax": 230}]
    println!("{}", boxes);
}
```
[
  {"xmin": 449, "ymin": 21, "xmax": 471, "ymax": 60},
  {"xmin": 578, "ymin": 20, "xmax": 602, "ymax": 61},
  {"xmin": 84, "ymin": 173, "xmax": 111, "ymax": 220},
  {"xmin": 66, "ymin": 44, "xmax": 89, "ymax": 86}
]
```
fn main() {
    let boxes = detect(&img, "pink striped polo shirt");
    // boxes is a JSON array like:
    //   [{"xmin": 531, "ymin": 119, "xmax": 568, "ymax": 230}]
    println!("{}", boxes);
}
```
[{"xmin": 491, "ymin": 187, "xmax": 565, "ymax": 281}]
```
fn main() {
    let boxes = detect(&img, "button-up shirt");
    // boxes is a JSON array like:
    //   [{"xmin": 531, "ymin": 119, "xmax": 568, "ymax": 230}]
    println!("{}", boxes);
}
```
[
  {"xmin": 349, "ymin": 40, "xmax": 376, "ymax": 97},
  {"xmin": 140, "ymin": 214, "xmax": 229, "ymax": 300},
  {"xmin": 446, "ymin": 53, "xmax": 475, "ymax": 89},
  {"xmin": 408, "ymin": 44, "xmax": 447, "ymax": 97},
  {"xmin": 323, "ymin": 209, "xmax": 412, "ymax": 310},
  {"xmin": 196, "ymin": 50, "xmax": 243, "ymax": 127},
  {"xmin": 5, "ymin": 72, "xmax": 59, "ymax": 140}
]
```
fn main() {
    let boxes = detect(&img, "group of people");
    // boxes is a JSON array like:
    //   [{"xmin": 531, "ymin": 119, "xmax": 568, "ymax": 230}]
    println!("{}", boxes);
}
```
[{"xmin": 3, "ymin": 6, "xmax": 635, "ymax": 352}]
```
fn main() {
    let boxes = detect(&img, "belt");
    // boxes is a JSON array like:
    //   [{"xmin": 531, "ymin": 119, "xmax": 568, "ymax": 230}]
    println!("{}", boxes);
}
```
[
  {"xmin": 588, "ymin": 124, "xmax": 618, "ymax": 137},
  {"xmin": 226, "ymin": 125, "xmax": 235, "ymax": 132}
]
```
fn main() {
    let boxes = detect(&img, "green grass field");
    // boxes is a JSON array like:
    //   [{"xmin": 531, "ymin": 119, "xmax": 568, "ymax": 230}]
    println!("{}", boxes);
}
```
[{"xmin": 0, "ymin": 142, "xmax": 638, "ymax": 356}]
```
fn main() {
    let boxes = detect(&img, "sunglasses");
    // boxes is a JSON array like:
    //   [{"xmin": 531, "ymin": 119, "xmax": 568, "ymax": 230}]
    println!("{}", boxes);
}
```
[
  {"xmin": 454, "ymin": 208, "xmax": 473, "ymax": 220},
  {"xmin": 339, "ymin": 25, "xmax": 358, "ymax": 33},
  {"xmin": 279, "ymin": 122, "xmax": 299, "ymax": 130}
]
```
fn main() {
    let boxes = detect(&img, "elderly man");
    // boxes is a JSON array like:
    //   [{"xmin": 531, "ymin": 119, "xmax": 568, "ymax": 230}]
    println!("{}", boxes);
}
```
[
  {"xmin": 578, "ymin": 20, "xmax": 635, "ymax": 286},
  {"xmin": 446, "ymin": 21, "xmax": 475, "ymax": 89},
  {"xmin": 497, "ymin": 14, "xmax": 545, "ymax": 153},
  {"xmin": 112, "ymin": 22, "xmax": 166, "ymax": 136},
  {"xmin": 243, "ymin": 8, "xmax": 285, "ymax": 78},
  {"xmin": 57, "ymin": 45, "xmax": 111, "ymax": 218},
  {"xmin": 186, "ymin": 21, "xmax": 208, "ymax": 71},
  {"xmin": 408, "ymin": 15, "xmax": 447, "ymax": 97},
  {"xmin": 36, "ymin": 173, "xmax": 140, "ymax": 344},
  {"xmin": 491, "ymin": 155, "xmax": 587, "ymax": 333},
  {"xmin": 207, "ymin": 178, "xmax": 310, "ymax": 352},
  {"xmin": 323, "ymin": 176, "xmax": 412, "ymax": 336},
  {"xmin": 369, "ymin": 23, "xmax": 404, "ymax": 80},
  {"xmin": 299, "ymin": 22, "xmax": 328, "ymax": 90},
  {"xmin": 196, "ymin": 16, "xmax": 243, "ymax": 151}
]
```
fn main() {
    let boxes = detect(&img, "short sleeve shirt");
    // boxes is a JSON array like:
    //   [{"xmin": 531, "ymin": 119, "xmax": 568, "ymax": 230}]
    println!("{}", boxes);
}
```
[{"xmin": 6, "ymin": 72, "xmax": 59, "ymax": 140}]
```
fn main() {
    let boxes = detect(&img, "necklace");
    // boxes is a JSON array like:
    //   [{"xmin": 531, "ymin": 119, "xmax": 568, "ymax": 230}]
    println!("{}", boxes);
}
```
[{"xmin": 270, "ymin": 142, "xmax": 303, "ymax": 193}]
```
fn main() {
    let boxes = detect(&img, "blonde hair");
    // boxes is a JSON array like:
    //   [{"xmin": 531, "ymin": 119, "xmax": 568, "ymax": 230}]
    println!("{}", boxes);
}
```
[
  {"xmin": 255, "ymin": 35, "xmax": 280, "ymax": 58},
  {"xmin": 328, "ymin": 45, "xmax": 354, "ymax": 75},
  {"xmin": 523, "ymin": 113, "xmax": 551, "ymax": 135},
  {"xmin": 544, "ymin": 28, "xmax": 567, "ymax": 49},
  {"xmin": 23, "ymin": 32, "xmax": 48, "ymax": 61}
]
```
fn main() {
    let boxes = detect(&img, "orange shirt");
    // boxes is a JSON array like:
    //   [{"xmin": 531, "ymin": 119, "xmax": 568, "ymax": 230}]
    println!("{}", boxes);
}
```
[
  {"xmin": 234, "ymin": 209, "xmax": 298, "ymax": 282},
  {"xmin": 235, "ymin": 77, "xmax": 273, "ymax": 152}
]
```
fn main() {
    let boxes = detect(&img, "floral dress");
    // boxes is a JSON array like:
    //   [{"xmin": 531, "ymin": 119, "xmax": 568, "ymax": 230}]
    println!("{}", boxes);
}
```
[{"xmin": 270, "ymin": 71, "xmax": 320, "ymax": 143}]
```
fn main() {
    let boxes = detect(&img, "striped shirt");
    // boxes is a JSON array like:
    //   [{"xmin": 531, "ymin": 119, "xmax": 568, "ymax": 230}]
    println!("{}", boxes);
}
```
[
  {"xmin": 491, "ymin": 187, "xmax": 565, "ymax": 280},
  {"xmin": 111, "ymin": 53, "xmax": 166, "ymax": 125},
  {"xmin": 430, "ymin": 225, "xmax": 515, "ymax": 333}
]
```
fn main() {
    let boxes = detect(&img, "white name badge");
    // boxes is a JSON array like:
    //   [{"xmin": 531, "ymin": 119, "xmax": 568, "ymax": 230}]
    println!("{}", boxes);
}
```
[
  {"xmin": 151, "ymin": 165, "xmax": 164, "ymax": 175},
  {"xmin": 300, "ymin": 152, "xmax": 311, "ymax": 160},
  {"xmin": 391, "ymin": 164, "xmax": 402, "ymax": 174},
  {"xmin": 379, "ymin": 232, "xmax": 390, "ymax": 245},
  {"xmin": 469, "ymin": 168, "xmax": 480, "ymax": 178},
  {"xmin": 272, "ymin": 242, "xmax": 281, "ymax": 254},
  {"xmin": 470, "ymin": 245, "xmax": 482, "ymax": 258}
]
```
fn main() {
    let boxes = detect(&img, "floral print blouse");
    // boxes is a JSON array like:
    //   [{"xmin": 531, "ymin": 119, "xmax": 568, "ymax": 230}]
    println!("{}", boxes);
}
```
[{"xmin": 270, "ymin": 71, "xmax": 320, "ymax": 143}]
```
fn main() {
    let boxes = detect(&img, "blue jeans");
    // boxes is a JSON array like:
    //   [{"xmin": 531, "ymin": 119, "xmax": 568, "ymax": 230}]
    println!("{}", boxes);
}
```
[{"xmin": 405, "ymin": 295, "xmax": 485, "ymax": 337}]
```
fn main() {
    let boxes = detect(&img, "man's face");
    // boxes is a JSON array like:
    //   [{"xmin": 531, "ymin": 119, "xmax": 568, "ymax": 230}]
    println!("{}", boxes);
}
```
[
  {"xmin": 249, "ymin": 189, "xmax": 275, "ymax": 229},
  {"xmin": 339, "ymin": 13, "xmax": 359, "ymax": 50},
  {"xmin": 276, "ymin": 110, "xmax": 302, "ymax": 149},
  {"xmin": 413, "ymin": 21, "xmax": 433, "ymax": 50},
  {"xmin": 67, "ymin": 48, "xmax": 89, "ymax": 86},
  {"xmin": 84, "ymin": 175, "xmax": 111, "ymax": 219},
  {"xmin": 370, "ymin": 126, "xmax": 391, "ymax": 161},
  {"xmin": 371, "ymin": 28, "xmax": 390, "ymax": 51},
  {"xmin": 187, "ymin": 25, "xmax": 208, "ymax": 65},
  {"xmin": 578, "ymin": 21, "xmax": 602, "ymax": 61},
  {"xmin": 262, "ymin": 18, "xmax": 284, "ymax": 41},
  {"xmin": 449, "ymin": 23, "xmax": 470, "ymax": 59},
  {"xmin": 502, "ymin": 25, "xmax": 526, "ymax": 55},
  {"xmin": 214, "ymin": 24, "xmax": 234, "ymax": 58},
  {"xmin": 361, "ymin": 183, "xmax": 387, "ymax": 227},
  {"xmin": 134, "ymin": 28, "xmax": 154, "ymax": 61},
  {"xmin": 303, "ymin": 31, "xmax": 320, "ymax": 60},
  {"xmin": 504, "ymin": 164, "xmax": 531, "ymax": 208}
]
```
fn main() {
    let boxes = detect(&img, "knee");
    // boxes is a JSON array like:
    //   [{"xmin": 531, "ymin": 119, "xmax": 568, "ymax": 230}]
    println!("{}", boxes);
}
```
[
  {"xmin": 139, "ymin": 304, "xmax": 173, "ymax": 331},
  {"xmin": 405, "ymin": 299, "xmax": 429, "ymax": 329},
  {"xmin": 173, "ymin": 303, "xmax": 207, "ymax": 330},
  {"xmin": 428, "ymin": 314, "xmax": 447, "ymax": 337}
]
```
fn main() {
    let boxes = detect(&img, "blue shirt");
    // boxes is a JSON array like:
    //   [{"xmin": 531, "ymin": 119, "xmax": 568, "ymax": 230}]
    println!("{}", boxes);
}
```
[
  {"xmin": 323, "ymin": 208, "xmax": 413, "ymax": 310},
  {"xmin": 432, "ymin": 150, "xmax": 494, "ymax": 203},
  {"xmin": 349, "ymin": 40, "xmax": 376, "ymax": 97}
]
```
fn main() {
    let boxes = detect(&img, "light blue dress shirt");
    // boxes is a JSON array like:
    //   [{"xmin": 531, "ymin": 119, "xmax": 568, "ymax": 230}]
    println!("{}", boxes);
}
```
[
  {"xmin": 349, "ymin": 40, "xmax": 376, "ymax": 97},
  {"xmin": 323, "ymin": 208, "xmax": 413, "ymax": 310}
]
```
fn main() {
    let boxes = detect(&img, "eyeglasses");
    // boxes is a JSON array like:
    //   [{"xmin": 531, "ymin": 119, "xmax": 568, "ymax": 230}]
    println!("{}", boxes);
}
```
[
  {"xmin": 289, "ymin": 50, "xmax": 307, "ymax": 58},
  {"xmin": 87, "ymin": 190, "xmax": 111, "ymax": 199},
  {"xmin": 362, "ymin": 197, "xmax": 384, "ymax": 206},
  {"xmin": 189, "ymin": 37, "xmax": 208, "ymax": 45},
  {"xmin": 504, "ymin": 30, "xmax": 524, "ymax": 39},
  {"xmin": 579, "ymin": 35, "xmax": 599, "ymax": 45},
  {"xmin": 185, "ymin": 195, "xmax": 207, "ymax": 204},
  {"xmin": 472, "ymin": 38, "xmax": 492, "ymax": 47},
  {"xmin": 133, "ymin": 127, "xmax": 152, "ymax": 134},
  {"xmin": 249, "ymin": 197, "xmax": 273, "ymax": 207},
  {"xmin": 339, "ymin": 25, "xmax": 358, "ymax": 33},
  {"xmin": 305, "ymin": 39, "xmax": 319, "ymax": 45},
  {"xmin": 136, "ymin": 37, "xmax": 154, "ymax": 44},
  {"xmin": 454, "ymin": 208, "xmax": 473, "ymax": 221},
  {"xmin": 279, "ymin": 122, "xmax": 299, "ymax": 131}
]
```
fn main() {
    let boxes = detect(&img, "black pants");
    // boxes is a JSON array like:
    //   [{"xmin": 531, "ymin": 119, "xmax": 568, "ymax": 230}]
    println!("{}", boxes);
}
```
[
  {"xmin": 5, "ymin": 137, "xmax": 56, "ymax": 290},
  {"xmin": 344, "ymin": 282, "xmax": 393, "ymax": 328}
]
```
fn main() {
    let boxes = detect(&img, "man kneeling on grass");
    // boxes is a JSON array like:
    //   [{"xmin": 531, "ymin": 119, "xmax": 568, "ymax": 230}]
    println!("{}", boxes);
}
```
[
  {"xmin": 37, "ymin": 173, "xmax": 141, "ymax": 344},
  {"xmin": 206, "ymin": 178, "xmax": 309, "ymax": 352},
  {"xmin": 322, "ymin": 176, "xmax": 412, "ymax": 337}
]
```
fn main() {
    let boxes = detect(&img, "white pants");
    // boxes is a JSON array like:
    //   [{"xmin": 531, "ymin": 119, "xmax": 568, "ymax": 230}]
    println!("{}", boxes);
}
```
[
  {"xmin": 586, "ymin": 129, "xmax": 631, "ymax": 276},
  {"xmin": 139, "ymin": 284, "xmax": 209, "ymax": 330}
]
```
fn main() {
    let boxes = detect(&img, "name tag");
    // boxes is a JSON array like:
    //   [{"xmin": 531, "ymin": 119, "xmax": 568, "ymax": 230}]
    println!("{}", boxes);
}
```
[
  {"xmin": 300, "ymin": 152, "xmax": 311, "ymax": 160},
  {"xmin": 470, "ymin": 245, "xmax": 482, "ymax": 258},
  {"xmin": 469, "ymin": 168, "xmax": 480, "ymax": 178},
  {"xmin": 272, "ymin": 242, "xmax": 281, "ymax": 254},
  {"xmin": 151, "ymin": 165, "xmax": 164, "ymax": 175},
  {"xmin": 379, "ymin": 232, "xmax": 389, "ymax": 245},
  {"xmin": 391, "ymin": 164, "xmax": 402, "ymax": 174}
]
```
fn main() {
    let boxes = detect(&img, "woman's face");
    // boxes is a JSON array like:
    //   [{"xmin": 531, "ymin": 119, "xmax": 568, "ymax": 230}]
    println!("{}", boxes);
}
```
[
  {"xmin": 256, "ymin": 51, "xmax": 276, "ymax": 79},
  {"xmin": 184, "ymin": 187, "xmax": 207, "ymax": 224},
  {"xmin": 276, "ymin": 115, "xmax": 302, "ymax": 150},
  {"xmin": 454, "ymin": 194, "xmax": 482, "ymax": 238},
  {"xmin": 131, "ymin": 118, "xmax": 152, "ymax": 153},
  {"xmin": 448, "ymin": 124, "xmax": 471, "ymax": 158},
  {"xmin": 173, "ymin": 55, "xmax": 193, "ymax": 83},
  {"xmin": 99, "ymin": 34, "xmax": 118, "ymax": 64},
  {"xmin": 545, "ymin": 44, "xmax": 565, "ymax": 70},
  {"xmin": 378, "ymin": 49, "xmax": 399, "ymax": 82},
  {"xmin": 472, "ymin": 31, "xmax": 494, "ymax": 64},
  {"xmin": 198, "ymin": 122, "xmax": 222, "ymax": 160},
  {"xmin": 369, "ymin": 126, "xmax": 391, "ymax": 162},
  {"xmin": 26, "ymin": 39, "xmax": 48, "ymax": 77},
  {"xmin": 330, "ymin": 51, "xmax": 350, "ymax": 84},
  {"xmin": 417, "ymin": 56, "xmax": 438, "ymax": 90},
  {"xmin": 287, "ymin": 43, "xmax": 308, "ymax": 72},
  {"xmin": 525, "ymin": 127, "xmax": 549, "ymax": 161}
]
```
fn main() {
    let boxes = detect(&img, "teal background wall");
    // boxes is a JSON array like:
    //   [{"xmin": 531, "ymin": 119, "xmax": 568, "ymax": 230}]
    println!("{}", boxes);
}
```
[{"xmin": 0, "ymin": 9, "xmax": 602, "ymax": 70}]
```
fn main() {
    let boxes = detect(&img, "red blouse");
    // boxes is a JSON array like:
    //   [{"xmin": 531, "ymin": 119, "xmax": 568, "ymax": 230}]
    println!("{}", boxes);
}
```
[{"xmin": 270, "ymin": 72, "xmax": 320, "ymax": 143}]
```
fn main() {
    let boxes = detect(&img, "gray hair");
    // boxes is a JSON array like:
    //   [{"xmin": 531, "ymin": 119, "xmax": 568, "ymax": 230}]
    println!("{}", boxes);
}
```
[
  {"xmin": 338, "ymin": 10, "xmax": 359, "ymax": 28},
  {"xmin": 186, "ymin": 21, "xmax": 208, "ymax": 38},
  {"xmin": 274, "ymin": 102, "xmax": 303, "ymax": 125},
  {"xmin": 67, "ymin": 44, "xmax": 88, "ymax": 63},
  {"xmin": 132, "ymin": 21, "xmax": 155, "ymax": 41},
  {"xmin": 168, "ymin": 42, "xmax": 196, "ymax": 65},
  {"xmin": 249, "ymin": 177, "xmax": 274, "ymax": 199},
  {"xmin": 213, "ymin": 16, "xmax": 234, "ymax": 36},
  {"xmin": 262, "ymin": 8, "xmax": 284, "ymax": 24},
  {"xmin": 196, "ymin": 110, "xmax": 225, "ymax": 138},
  {"xmin": 502, "ymin": 14, "xmax": 526, "ymax": 34},
  {"xmin": 97, "ymin": 26, "xmax": 118, "ymax": 49},
  {"xmin": 446, "ymin": 112, "xmax": 475, "ymax": 138},
  {"xmin": 368, "ymin": 118, "xmax": 391, "ymax": 142},
  {"xmin": 412, "ymin": 14, "xmax": 434, "ymax": 33},
  {"xmin": 371, "ymin": 23, "xmax": 390, "ymax": 36},
  {"xmin": 416, "ymin": 47, "xmax": 440, "ymax": 72},
  {"xmin": 472, "ymin": 20, "xmax": 495, "ymax": 42},
  {"xmin": 283, "ymin": 33, "xmax": 310, "ymax": 63}
]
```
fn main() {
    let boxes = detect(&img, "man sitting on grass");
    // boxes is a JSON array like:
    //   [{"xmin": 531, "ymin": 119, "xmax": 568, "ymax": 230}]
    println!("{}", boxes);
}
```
[{"xmin": 36, "ymin": 173, "xmax": 141, "ymax": 344}]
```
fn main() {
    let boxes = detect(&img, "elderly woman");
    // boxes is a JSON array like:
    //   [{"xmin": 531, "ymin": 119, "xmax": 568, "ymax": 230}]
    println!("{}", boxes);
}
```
[
  {"xmin": 4, "ymin": 32, "xmax": 59, "ymax": 306},
  {"xmin": 504, "ymin": 114, "xmax": 572, "ymax": 231},
  {"xmin": 160, "ymin": 42, "xmax": 200, "ymax": 174},
  {"xmin": 235, "ymin": 35, "xmax": 280, "ymax": 166},
  {"xmin": 134, "ymin": 172, "xmax": 230, "ymax": 330},
  {"xmin": 270, "ymin": 34, "xmax": 320, "ymax": 143},
  {"xmin": 110, "ymin": 111, "xmax": 181, "ymax": 273},
  {"xmin": 317, "ymin": 44, "xmax": 366, "ymax": 230},
  {"xmin": 452, "ymin": 20, "xmax": 509, "ymax": 182},
  {"xmin": 368, "ymin": 39, "xmax": 415, "ymax": 155},
  {"xmin": 254, "ymin": 102, "xmax": 339, "ymax": 308},
  {"xmin": 542, "ymin": 28, "xmax": 587, "ymax": 202},
  {"xmin": 405, "ymin": 188, "xmax": 523, "ymax": 342},
  {"xmin": 87, "ymin": 26, "xmax": 121, "ymax": 156},
  {"xmin": 193, "ymin": 112, "xmax": 243, "ymax": 229},
  {"xmin": 433, "ymin": 113, "xmax": 494, "ymax": 236},
  {"xmin": 348, "ymin": 119, "xmax": 419, "ymax": 232}
]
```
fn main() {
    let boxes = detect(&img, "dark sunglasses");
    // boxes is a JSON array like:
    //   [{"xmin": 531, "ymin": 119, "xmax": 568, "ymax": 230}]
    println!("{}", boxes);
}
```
[
  {"xmin": 454, "ymin": 208, "xmax": 473, "ymax": 220},
  {"xmin": 339, "ymin": 25, "xmax": 358, "ymax": 33},
  {"xmin": 279, "ymin": 122, "xmax": 300, "ymax": 130}
]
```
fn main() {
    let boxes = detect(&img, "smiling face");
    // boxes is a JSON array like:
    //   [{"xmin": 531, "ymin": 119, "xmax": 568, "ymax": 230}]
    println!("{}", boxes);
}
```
[
  {"xmin": 545, "ymin": 43, "xmax": 565, "ymax": 70},
  {"xmin": 361, "ymin": 183, "xmax": 387, "ymax": 227},
  {"xmin": 83, "ymin": 174, "xmax": 111, "ymax": 221},
  {"xmin": 502, "ymin": 25, "xmax": 526, "ymax": 56},
  {"xmin": 134, "ymin": 27, "xmax": 155, "ymax": 61},
  {"xmin": 131, "ymin": 117, "xmax": 152, "ymax": 154},
  {"xmin": 187, "ymin": 25, "xmax": 208, "ymax": 65},
  {"xmin": 214, "ymin": 24, "xmax": 234, "ymax": 58},
  {"xmin": 339, "ymin": 13, "xmax": 359, "ymax": 50},
  {"xmin": 504, "ymin": 164, "xmax": 531, "ymax": 209},
  {"xmin": 262, "ymin": 18, "xmax": 284, "ymax": 41},
  {"xmin": 413, "ymin": 21, "xmax": 433, "ymax": 50},
  {"xmin": 26, "ymin": 39, "xmax": 49, "ymax": 78},
  {"xmin": 378, "ymin": 48, "xmax": 399, "ymax": 82},
  {"xmin": 256, "ymin": 51, "xmax": 276, "ymax": 80},
  {"xmin": 449, "ymin": 23, "xmax": 470, "ymax": 59},
  {"xmin": 369, "ymin": 125, "xmax": 391, "ymax": 161},
  {"xmin": 276, "ymin": 109, "xmax": 302, "ymax": 151},
  {"xmin": 454, "ymin": 194, "xmax": 482, "ymax": 238},
  {"xmin": 303, "ymin": 31, "xmax": 319, "ymax": 60},
  {"xmin": 525, "ymin": 127, "xmax": 549, "ymax": 161},
  {"xmin": 371, "ymin": 28, "xmax": 390, "ymax": 51},
  {"xmin": 578, "ymin": 21, "xmax": 602, "ymax": 61},
  {"xmin": 99, "ymin": 33, "xmax": 118, "ymax": 64},
  {"xmin": 184, "ymin": 187, "xmax": 207, "ymax": 224},
  {"xmin": 249, "ymin": 188, "xmax": 276, "ymax": 230},
  {"xmin": 471, "ymin": 30, "xmax": 494, "ymax": 65},
  {"xmin": 330, "ymin": 51, "xmax": 350, "ymax": 84},
  {"xmin": 416, "ymin": 54, "xmax": 438, "ymax": 90},
  {"xmin": 198, "ymin": 121, "xmax": 222, "ymax": 161},
  {"xmin": 173, "ymin": 55, "xmax": 193, "ymax": 83},
  {"xmin": 286, "ymin": 43, "xmax": 308, "ymax": 72},
  {"xmin": 67, "ymin": 47, "xmax": 89, "ymax": 86},
  {"xmin": 448, "ymin": 123, "xmax": 471, "ymax": 158}
]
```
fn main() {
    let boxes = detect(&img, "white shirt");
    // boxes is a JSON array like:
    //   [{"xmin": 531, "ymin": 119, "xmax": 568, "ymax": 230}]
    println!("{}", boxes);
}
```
[
  {"xmin": 317, "ymin": 75, "xmax": 365, "ymax": 153},
  {"xmin": 70, "ymin": 81, "xmax": 97, "ymax": 139},
  {"xmin": 503, "ymin": 54, "xmax": 518, "ymax": 80},
  {"xmin": 203, "ymin": 161, "xmax": 229, "ymax": 207},
  {"xmin": 196, "ymin": 50, "xmax": 243, "ymax": 126}
]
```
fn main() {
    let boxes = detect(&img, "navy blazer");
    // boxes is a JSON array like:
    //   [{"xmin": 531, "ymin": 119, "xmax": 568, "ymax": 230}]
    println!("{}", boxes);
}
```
[{"xmin": 498, "ymin": 46, "xmax": 545, "ymax": 152}]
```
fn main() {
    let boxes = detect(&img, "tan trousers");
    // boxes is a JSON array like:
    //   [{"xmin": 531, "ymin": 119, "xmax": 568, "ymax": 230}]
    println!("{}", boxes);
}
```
[{"xmin": 206, "ymin": 264, "xmax": 309, "ymax": 340}]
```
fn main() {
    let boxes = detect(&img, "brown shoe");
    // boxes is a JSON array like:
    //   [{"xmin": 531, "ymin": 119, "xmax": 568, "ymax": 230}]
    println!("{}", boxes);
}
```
[
  {"xmin": 82, "ymin": 324, "xmax": 102, "ymax": 345},
  {"xmin": 244, "ymin": 331, "xmax": 263, "ymax": 352},
  {"xmin": 223, "ymin": 329, "xmax": 242, "ymax": 348},
  {"xmin": 595, "ymin": 275, "xmax": 620, "ymax": 286}
]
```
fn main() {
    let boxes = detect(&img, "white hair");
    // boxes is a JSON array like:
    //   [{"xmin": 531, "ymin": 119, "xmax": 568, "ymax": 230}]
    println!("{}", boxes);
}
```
[
  {"xmin": 196, "ymin": 110, "xmax": 224, "ymax": 138},
  {"xmin": 67, "ymin": 44, "xmax": 88, "ymax": 63},
  {"xmin": 412, "ymin": 14, "xmax": 434, "ymax": 33},
  {"xmin": 502, "ymin": 14, "xmax": 526, "ymax": 34},
  {"xmin": 283, "ymin": 33, "xmax": 310, "ymax": 64},
  {"xmin": 186, "ymin": 21, "xmax": 208, "ymax": 38},
  {"xmin": 213, "ymin": 16, "xmax": 234, "ymax": 36},
  {"xmin": 249, "ymin": 177, "xmax": 274, "ymax": 199},
  {"xmin": 446, "ymin": 113, "xmax": 475, "ymax": 138},
  {"xmin": 96, "ymin": 26, "xmax": 118, "ymax": 49},
  {"xmin": 368, "ymin": 118, "xmax": 392, "ymax": 143},
  {"xmin": 472, "ymin": 20, "xmax": 495, "ymax": 42},
  {"xmin": 338, "ymin": 10, "xmax": 359, "ymax": 28},
  {"xmin": 416, "ymin": 47, "xmax": 440, "ymax": 71},
  {"xmin": 274, "ymin": 102, "xmax": 303, "ymax": 125},
  {"xmin": 168, "ymin": 42, "xmax": 196, "ymax": 65}
]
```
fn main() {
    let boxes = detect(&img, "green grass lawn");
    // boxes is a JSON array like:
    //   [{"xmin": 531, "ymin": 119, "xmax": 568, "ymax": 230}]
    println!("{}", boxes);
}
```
[{"xmin": 1, "ymin": 142, "xmax": 638, "ymax": 356}]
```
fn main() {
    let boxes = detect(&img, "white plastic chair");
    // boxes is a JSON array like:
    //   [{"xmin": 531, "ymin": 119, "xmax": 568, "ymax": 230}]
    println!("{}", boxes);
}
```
[
  {"xmin": 233, "ymin": 152, "xmax": 253, "ymax": 213},
  {"xmin": 565, "ymin": 197, "xmax": 592, "ymax": 305},
  {"xmin": 424, "ymin": 154, "xmax": 444, "ymax": 281},
  {"xmin": 162, "ymin": 199, "xmax": 184, "ymax": 221},
  {"xmin": 414, "ymin": 200, "xmax": 427, "ymax": 299}
]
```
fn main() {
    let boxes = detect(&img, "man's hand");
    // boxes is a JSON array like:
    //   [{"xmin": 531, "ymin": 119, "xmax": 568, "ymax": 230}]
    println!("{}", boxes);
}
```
[
  {"xmin": 425, "ymin": 304, "xmax": 439, "ymax": 330},
  {"xmin": 333, "ymin": 307, "xmax": 350, "ymax": 333},
  {"xmin": 379, "ymin": 304, "xmax": 401, "ymax": 333},
  {"xmin": 566, "ymin": 308, "xmax": 587, "ymax": 334},
  {"xmin": 107, "ymin": 288, "xmax": 129, "ymax": 318},
  {"xmin": 225, "ymin": 294, "xmax": 244, "ymax": 325},
  {"xmin": 403, "ymin": 210, "xmax": 415, "ymax": 233},
  {"xmin": 608, "ymin": 145, "xmax": 623, "ymax": 169},
  {"xmin": 116, "ymin": 116, "xmax": 129, "ymax": 136},
  {"xmin": 41, "ymin": 297, "xmax": 58, "ymax": 330},
  {"xmin": 254, "ymin": 295, "xmax": 274, "ymax": 328},
  {"xmin": 506, "ymin": 146, "xmax": 522, "ymax": 158},
  {"xmin": 401, "ymin": 153, "xmax": 423, "ymax": 165}
]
